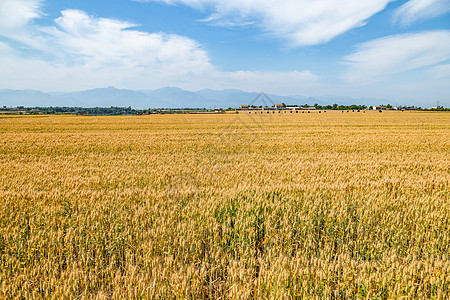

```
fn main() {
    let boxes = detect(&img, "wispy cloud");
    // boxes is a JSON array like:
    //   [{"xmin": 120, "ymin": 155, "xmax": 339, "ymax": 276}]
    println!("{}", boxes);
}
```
[
  {"xmin": 427, "ymin": 63, "xmax": 450, "ymax": 78},
  {"xmin": 343, "ymin": 30, "xmax": 450, "ymax": 83},
  {"xmin": 136, "ymin": 0, "xmax": 394, "ymax": 46},
  {"xmin": 0, "ymin": 0, "xmax": 47, "ymax": 48},
  {"xmin": 0, "ymin": 0, "xmax": 42, "ymax": 30},
  {"xmin": 394, "ymin": 0, "xmax": 450, "ymax": 26}
]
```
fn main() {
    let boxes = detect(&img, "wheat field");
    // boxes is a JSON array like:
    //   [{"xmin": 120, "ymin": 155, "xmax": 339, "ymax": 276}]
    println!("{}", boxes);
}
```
[{"xmin": 0, "ymin": 111, "xmax": 449, "ymax": 299}]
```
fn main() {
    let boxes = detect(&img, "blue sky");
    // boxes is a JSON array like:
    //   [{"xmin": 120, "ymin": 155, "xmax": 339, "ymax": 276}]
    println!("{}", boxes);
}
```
[{"xmin": 0, "ymin": 0, "xmax": 449, "ymax": 105}]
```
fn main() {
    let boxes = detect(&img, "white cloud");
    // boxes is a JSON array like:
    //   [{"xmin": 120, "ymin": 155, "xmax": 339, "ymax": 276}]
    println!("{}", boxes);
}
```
[
  {"xmin": 0, "ymin": 0, "xmax": 47, "ymax": 48},
  {"xmin": 343, "ymin": 31, "xmax": 450, "ymax": 83},
  {"xmin": 0, "ymin": 8, "xmax": 215, "ymax": 90},
  {"xmin": 46, "ymin": 9, "xmax": 214, "ymax": 75},
  {"xmin": 394, "ymin": 0, "xmax": 450, "ymax": 26},
  {"xmin": 138, "ymin": 0, "xmax": 393, "ymax": 46},
  {"xmin": 0, "ymin": 0, "xmax": 42, "ymax": 30},
  {"xmin": 0, "ymin": 6, "xmax": 318, "ymax": 94}
]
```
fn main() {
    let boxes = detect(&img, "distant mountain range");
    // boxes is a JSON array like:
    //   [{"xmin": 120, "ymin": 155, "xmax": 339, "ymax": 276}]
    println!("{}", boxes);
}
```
[{"xmin": 0, "ymin": 86, "xmax": 397, "ymax": 109}]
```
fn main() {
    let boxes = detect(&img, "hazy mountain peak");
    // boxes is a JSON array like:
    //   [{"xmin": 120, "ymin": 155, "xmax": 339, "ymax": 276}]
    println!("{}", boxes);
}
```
[{"xmin": 0, "ymin": 87, "xmax": 417, "ymax": 109}]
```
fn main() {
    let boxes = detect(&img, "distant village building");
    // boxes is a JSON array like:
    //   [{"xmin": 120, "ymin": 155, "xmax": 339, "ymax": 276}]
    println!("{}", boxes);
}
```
[
  {"xmin": 237, "ymin": 103, "xmax": 320, "ymax": 111},
  {"xmin": 373, "ymin": 105, "xmax": 401, "ymax": 110}
]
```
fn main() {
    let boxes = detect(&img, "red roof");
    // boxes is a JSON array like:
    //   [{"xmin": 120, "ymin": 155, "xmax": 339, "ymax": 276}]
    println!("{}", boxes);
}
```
[{"xmin": 275, "ymin": 103, "xmax": 283, "ymax": 106}]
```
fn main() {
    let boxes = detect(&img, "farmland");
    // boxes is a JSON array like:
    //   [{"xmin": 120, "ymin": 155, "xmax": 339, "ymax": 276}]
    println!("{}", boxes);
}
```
[{"xmin": 0, "ymin": 111, "xmax": 449, "ymax": 298}]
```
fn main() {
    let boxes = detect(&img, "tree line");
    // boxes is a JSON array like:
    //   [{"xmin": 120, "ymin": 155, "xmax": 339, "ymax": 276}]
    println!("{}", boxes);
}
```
[{"xmin": 1, "ymin": 105, "xmax": 448, "ymax": 115}]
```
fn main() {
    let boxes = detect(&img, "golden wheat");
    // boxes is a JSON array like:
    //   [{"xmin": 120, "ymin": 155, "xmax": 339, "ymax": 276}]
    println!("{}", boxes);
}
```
[{"xmin": 0, "ymin": 111, "xmax": 449, "ymax": 299}]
